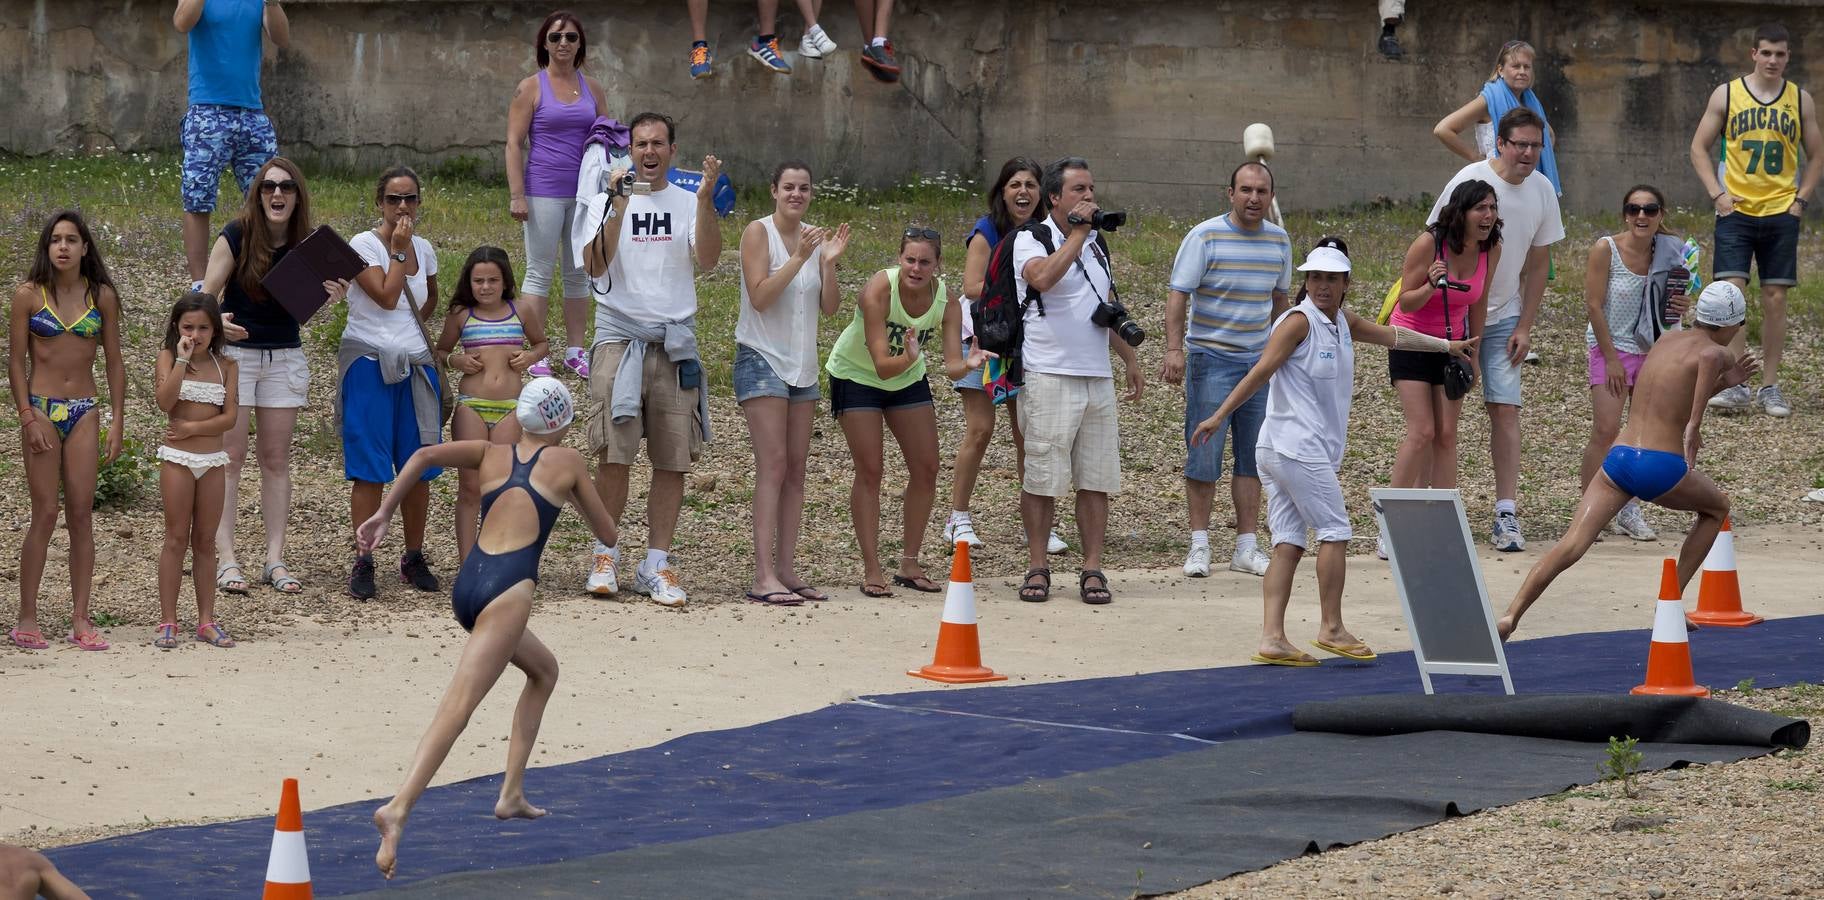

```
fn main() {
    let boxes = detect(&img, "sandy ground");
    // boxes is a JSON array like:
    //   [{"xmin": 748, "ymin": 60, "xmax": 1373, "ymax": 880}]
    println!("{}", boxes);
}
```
[{"xmin": 2, "ymin": 526, "xmax": 1820, "ymax": 850}]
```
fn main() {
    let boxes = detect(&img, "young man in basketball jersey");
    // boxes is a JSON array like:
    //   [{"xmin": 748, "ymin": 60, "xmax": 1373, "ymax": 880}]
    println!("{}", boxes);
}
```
[{"xmin": 1689, "ymin": 22, "xmax": 1822, "ymax": 418}]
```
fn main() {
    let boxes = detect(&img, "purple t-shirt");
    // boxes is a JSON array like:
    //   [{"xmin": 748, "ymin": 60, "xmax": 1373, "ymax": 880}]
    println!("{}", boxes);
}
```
[{"xmin": 525, "ymin": 70, "xmax": 597, "ymax": 198}]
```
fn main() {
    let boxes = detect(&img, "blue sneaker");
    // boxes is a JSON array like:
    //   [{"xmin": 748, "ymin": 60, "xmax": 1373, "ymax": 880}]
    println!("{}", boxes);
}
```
[
  {"xmin": 748, "ymin": 35, "xmax": 792, "ymax": 74},
  {"xmin": 689, "ymin": 42, "xmax": 714, "ymax": 79}
]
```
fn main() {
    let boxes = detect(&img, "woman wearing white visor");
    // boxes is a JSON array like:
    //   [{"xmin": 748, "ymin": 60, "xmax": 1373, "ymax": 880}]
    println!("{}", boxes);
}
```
[{"xmin": 1195, "ymin": 237, "xmax": 1479, "ymax": 666}]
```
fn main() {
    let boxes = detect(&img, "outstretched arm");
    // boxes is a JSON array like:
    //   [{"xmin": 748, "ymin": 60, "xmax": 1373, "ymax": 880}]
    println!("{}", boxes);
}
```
[
  {"xmin": 357, "ymin": 442, "xmax": 492, "ymax": 551},
  {"xmin": 1191, "ymin": 315, "xmax": 1304, "ymax": 445}
]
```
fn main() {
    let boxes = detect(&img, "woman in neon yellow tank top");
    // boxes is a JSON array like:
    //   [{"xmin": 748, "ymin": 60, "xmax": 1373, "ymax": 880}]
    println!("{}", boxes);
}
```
[{"xmin": 825, "ymin": 228, "xmax": 989, "ymax": 597}]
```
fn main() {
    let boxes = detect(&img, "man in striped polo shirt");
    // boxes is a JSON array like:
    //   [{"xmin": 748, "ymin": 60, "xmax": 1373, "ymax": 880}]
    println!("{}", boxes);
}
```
[{"xmin": 1162, "ymin": 162, "xmax": 1292, "ymax": 579}]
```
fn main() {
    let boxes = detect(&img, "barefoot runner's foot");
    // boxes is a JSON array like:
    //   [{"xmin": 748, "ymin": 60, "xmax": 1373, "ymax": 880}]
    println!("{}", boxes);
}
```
[
  {"xmin": 373, "ymin": 801, "xmax": 406, "ymax": 880},
  {"xmin": 494, "ymin": 794, "xmax": 548, "ymax": 821}
]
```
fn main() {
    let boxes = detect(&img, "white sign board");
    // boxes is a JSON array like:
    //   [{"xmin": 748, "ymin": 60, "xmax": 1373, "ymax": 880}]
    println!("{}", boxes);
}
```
[{"xmin": 1370, "ymin": 488, "xmax": 1514, "ymax": 694}]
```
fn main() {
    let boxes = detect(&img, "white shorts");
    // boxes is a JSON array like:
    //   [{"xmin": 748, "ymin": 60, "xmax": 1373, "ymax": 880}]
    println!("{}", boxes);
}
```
[
  {"xmin": 1258, "ymin": 449, "xmax": 1352, "ymax": 550},
  {"xmin": 1017, "ymin": 371, "xmax": 1120, "ymax": 497},
  {"xmin": 225, "ymin": 345, "xmax": 309, "ymax": 408}
]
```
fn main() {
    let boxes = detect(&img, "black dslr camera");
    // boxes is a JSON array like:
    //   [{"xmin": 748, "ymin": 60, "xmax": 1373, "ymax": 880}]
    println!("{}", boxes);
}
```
[
  {"xmin": 1067, "ymin": 209, "xmax": 1128, "ymax": 232},
  {"xmin": 1090, "ymin": 298, "xmax": 1145, "ymax": 347}
]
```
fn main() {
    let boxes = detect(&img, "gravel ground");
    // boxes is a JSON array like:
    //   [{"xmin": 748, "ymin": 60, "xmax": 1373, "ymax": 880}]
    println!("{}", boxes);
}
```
[{"xmin": 1183, "ymin": 685, "xmax": 1824, "ymax": 899}]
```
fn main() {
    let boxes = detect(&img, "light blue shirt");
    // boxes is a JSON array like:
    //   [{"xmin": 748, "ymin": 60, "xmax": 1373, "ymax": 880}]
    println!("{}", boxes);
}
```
[{"xmin": 1168, "ymin": 213, "xmax": 1292, "ymax": 356}]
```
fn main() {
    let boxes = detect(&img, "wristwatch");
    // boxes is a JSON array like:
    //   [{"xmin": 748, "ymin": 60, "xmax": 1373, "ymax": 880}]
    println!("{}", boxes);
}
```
[{"xmin": 391, "ymin": 251, "xmax": 408, "ymax": 263}]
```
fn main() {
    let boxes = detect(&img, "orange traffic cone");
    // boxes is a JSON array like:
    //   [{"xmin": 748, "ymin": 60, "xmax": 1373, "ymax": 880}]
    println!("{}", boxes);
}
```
[
  {"xmin": 1632, "ymin": 559, "xmax": 1709, "ymax": 698},
  {"xmin": 262, "ymin": 778, "xmax": 313, "ymax": 899},
  {"xmin": 1689, "ymin": 517, "xmax": 1763, "ymax": 627},
  {"xmin": 908, "ymin": 542, "xmax": 1006, "ymax": 684}
]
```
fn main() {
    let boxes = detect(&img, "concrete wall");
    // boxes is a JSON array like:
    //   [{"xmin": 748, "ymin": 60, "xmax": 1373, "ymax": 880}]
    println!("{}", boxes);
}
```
[{"xmin": 1, "ymin": 0, "xmax": 1817, "ymax": 213}]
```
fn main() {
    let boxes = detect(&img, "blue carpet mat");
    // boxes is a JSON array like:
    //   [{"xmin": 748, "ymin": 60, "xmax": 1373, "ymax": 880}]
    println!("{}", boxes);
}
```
[{"xmin": 46, "ymin": 615, "xmax": 1824, "ymax": 898}]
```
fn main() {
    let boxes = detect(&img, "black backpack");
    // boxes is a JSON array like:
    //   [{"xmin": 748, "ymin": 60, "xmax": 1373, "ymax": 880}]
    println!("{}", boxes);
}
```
[{"xmin": 971, "ymin": 223, "xmax": 1110, "ymax": 385}]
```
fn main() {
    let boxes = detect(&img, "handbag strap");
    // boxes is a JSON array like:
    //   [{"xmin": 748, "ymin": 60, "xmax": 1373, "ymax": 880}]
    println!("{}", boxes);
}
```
[
  {"xmin": 1433, "ymin": 227, "xmax": 1453, "ymax": 341},
  {"xmin": 388, "ymin": 236, "xmax": 440, "ymax": 359}
]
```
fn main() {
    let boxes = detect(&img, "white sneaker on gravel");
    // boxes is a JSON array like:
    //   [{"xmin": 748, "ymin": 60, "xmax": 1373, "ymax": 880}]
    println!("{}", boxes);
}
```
[
  {"xmin": 1183, "ymin": 544, "xmax": 1212, "ymax": 577},
  {"xmin": 1491, "ymin": 511, "xmax": 1525, "ymax": 552},
  {"xmin": 586, "ymin": 551, "xmax": 619, "ymax": 596},
  {"xmin": 1758, "ymin": 385, "xmax": 1791, "ymax": 418},
  {"xmin": 1611, "ymin": 503, "xmax": 1658, "ymax": 541},
  {"xmin": 1804, "ymin": 488, "xmax": 1824, "ymax": 503},
  {"xmin": 1229, "ymin": 545, "xmax": 1271, "ymax": 576},
  {"xmin": 1707, "ymin": 383, "xmax": 1752, "ymax": 413},
  {"xmin": 631, "ymin": 566, "xmax": 688, "ymax": 607},
  {"xmin": 944, "ymin": 518, "xmax": 982, "ymax": 548},
  {"xmin": 1047, "ymin": 530, "xmax": 1069, "ymax": 554}
]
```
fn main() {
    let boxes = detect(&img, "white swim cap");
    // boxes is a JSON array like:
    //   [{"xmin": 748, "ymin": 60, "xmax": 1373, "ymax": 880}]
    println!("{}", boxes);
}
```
[
  {"xmin": 1694, "ymin": 281, "xmax": 1746, "ymax": 327},
  {"xmin": 516, "ymin": 377, "xmax": 575, "ymax": 435}
]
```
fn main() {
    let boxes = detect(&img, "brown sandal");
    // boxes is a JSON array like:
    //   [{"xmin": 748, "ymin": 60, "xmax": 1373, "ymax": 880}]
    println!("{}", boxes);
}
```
[
  {"xmin": 1018, "ymin": 568, "xmax": 1051, "ymax": 603},
  {"xmin": 860, "ymin": 582, "xmax": 894, "ymax": 598},
  {"xmin": 1078, "ymin": 570, "xmax": 1112, "ymax": 605}
]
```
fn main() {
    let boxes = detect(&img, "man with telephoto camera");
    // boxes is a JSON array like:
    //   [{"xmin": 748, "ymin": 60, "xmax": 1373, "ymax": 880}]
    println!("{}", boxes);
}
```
[{"xmin": 1010, "ymin": 157, "xmax": 1144, "ymax": 606}]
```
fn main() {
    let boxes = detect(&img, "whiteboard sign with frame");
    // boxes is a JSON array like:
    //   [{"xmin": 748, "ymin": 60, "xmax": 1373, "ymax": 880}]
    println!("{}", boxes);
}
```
[{"xmin": 1370, "ymin": 488, "xmax": 1514, "ymax": 694}]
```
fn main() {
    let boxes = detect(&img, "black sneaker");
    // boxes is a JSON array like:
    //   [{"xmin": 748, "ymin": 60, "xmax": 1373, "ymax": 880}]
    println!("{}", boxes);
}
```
[
  {"xmin": 860, "ymin": 41, "xmax": 901, "ymax": 82},
  {"xmin": 1378, "ymin": 32, "xmax": 1404, "ymax": 60},
  {"xmin": 348, "ymin": 554, "xmax": 377, "ymax": 601},
  {"xmin": 400, "ymin": 549, "xmax": 441, "ymax": 592}
]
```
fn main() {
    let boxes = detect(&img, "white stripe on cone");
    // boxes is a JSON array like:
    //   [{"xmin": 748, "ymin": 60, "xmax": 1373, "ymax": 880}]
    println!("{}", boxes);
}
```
[
  {"xmin": 1701, "ymin": 528, "xmax": 1736, "ymax": 571},
  {"xmin": 265, "ymin": 829, "xmax": 311, "ymax": 884},
  {"xmin": 940, "ymin": 579, "xmax": 977, "ymax": 626},
  {"xmin": 1651, "ymin": 598, "xmax": 1688, "ymax": 644}
]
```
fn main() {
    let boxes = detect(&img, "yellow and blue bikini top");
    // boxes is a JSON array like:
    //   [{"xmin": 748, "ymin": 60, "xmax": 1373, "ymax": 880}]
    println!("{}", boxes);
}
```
[{"xmin": 28, "ymin": 283, "xmax": 103, "ymax": 340}]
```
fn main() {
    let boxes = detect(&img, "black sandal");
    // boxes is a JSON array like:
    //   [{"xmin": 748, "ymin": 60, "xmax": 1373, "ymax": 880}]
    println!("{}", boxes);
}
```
[
  {"xmin": 891, "ymin": 573, "xmax": 942, "ymax": 593},
  {"xmin": 1019, "ymin": 568, "xmax": 1051, "ymax": 603},
  {"xmin": 1078, "ymin": 570, "xmax": 1112, "ymax": 605}
]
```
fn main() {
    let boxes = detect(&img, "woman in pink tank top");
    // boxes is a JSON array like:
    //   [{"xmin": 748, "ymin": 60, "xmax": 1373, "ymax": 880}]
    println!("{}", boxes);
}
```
[
  {"xmin": 506, "ymin": 11, "xmax": 610, "ymax": 379},
  {"xmin": 1377, "ymin": 179, "xmax": 1502, "ymax": 557}
]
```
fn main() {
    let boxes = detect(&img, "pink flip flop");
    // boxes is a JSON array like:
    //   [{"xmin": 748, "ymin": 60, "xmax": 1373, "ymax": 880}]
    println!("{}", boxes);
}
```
[
  {"xmin": 9, "ymin": 627, "xmax": 50, "ymax": 650},
  {"xmin": 67, "ymin": 629, "xmax": 110, "ymax": 651}
]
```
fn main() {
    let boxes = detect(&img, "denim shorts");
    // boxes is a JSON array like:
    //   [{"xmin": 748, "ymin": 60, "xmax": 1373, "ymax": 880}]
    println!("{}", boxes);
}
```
[
  {"xmin": 180, "ymin": 104, "xmax": 278, "ymax": 214},
  {"xmin": 1480, "ymin": 315, "xmax": 1523, "ymax": 406},
  {"xmin": 953, "ymin": 339, "xmax": 985, "ymax": 391},
  {"xmin": 733, "ymin": 344, "xmax": 819, "ymax": 404},
  {"xmin": 1183, "ymin": 348, "xmax": 1265, "ymax": 482},
  {"xmin": 1713, "ymin": 211, "xmax": 1800, "ymax": 286}
]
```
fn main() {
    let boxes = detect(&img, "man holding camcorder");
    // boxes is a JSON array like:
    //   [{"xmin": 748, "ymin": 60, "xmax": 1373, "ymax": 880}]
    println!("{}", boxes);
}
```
[{"xmin": 1011, "ymin": 157, "xmax": 1144, "ymax": 606}]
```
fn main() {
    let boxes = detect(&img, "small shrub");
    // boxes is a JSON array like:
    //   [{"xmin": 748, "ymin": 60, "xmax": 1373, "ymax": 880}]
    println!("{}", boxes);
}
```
[
  {"xmin": 94, "ymin": 432, "xmax": 153, "ymax": 510},
  {"xmin": 1599, "ymin": 735, "xmax": 1644, "ymax": 798}
]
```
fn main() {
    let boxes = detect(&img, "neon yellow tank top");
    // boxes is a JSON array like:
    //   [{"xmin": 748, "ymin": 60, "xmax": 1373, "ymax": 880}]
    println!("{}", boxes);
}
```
[
  {"xmin": 1722, "ymin": 78, "xmax": 1803, "ymax": 217},
  {"xmin": 824, "ymin": 267, "xmax": 948, "ymax": 391}
]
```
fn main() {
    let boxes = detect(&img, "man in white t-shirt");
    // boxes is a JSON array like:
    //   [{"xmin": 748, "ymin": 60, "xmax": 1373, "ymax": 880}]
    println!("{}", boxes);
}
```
[
  {"xmin": 576, "ymin": 111, "xmax": 722, "ymax": 607},
  {"xmin": 1426, "ymin": 107, "xmax": 1564, "ymax": 553},
  {"xmin": 1012, "ymin": 157, "xmax": 1144, "ymax": 606}
]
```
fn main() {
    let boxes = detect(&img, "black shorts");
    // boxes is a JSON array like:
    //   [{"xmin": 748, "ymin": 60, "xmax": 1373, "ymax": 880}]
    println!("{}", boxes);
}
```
[
  {"xmin": 1388, "ymin": 348, "xmax": 1449, "ymax": 385},
  {"xmin": 828, "ymin": 375, "xmax": 933, "ymax": 417}
]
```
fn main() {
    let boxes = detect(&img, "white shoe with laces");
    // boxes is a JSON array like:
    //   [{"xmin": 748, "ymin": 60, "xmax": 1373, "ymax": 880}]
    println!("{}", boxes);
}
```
[
  {"xmin": 1491, "ymin": 511, "xmax": 1525, "ymax": 552},
  {"xmin": 1183, "ymin": 544, "xmax": 1212, "ymax": 578},
  {"xmin": 1047, "ymin": 530, "xmax": 1069, "ymax": 554},
  {"xmin": 632, "ymin": 566, "xmax": 688, "ymax": 607},
  {"xmin": 1707, "ymin": 383, "xmax": 1753, "ymax": 413},
  {"xmin": 1228, "ymin": 545, "xmax": 1271, "ymax": 576},
  {"xmin": 1612, "ymin": 503, "xmax": 1658, "ymax": 541},
  {"xmin": 943, "ymin": 517, "xmax": 983, "ymax": 548},
  {"xmin": 1758, "ymin": 385, "xmax": 1791, "ymax": 418},
  {"xmin": 586, "ymin": 551, "xmax": 619, "ymax": 596}
]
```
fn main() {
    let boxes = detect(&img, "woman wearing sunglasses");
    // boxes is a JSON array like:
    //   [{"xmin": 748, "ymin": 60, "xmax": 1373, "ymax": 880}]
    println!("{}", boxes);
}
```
[
  {"xmin": 200, "ymin": 157, "xmax": 335, "ymax": 598},
  {"xmin": 1580, "ymin": 185, "xmax": 1688, "ymax": 542},
  {"xmin": 825, "ymin": 227, "xmax": 986, "ymax": 597},
  {"xmin": 506, "ymin": 11, "xmax": 609, "ymax": 379},
  {"xmin": 339, "ymin": 165, "xmax": 445, "ymax": 601}
]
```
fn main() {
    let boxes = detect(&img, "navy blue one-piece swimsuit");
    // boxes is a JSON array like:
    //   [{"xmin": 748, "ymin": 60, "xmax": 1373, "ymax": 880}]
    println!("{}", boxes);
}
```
[{"xmin": 450, "ymin": 445, "xmax": 564, "ymax": 631}]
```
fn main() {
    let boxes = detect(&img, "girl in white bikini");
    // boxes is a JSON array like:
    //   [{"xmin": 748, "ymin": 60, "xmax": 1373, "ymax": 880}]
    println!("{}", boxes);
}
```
[{"xmin": 152, "ymin": 293, "xmax": 240, "ymax": 649}]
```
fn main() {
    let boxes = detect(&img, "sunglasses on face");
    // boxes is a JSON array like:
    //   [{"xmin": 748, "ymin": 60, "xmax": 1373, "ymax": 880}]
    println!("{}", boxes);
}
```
[
  {"xmin": 258, "ymin": 180, "xmax": 299, "ymax": 195},
  {"xmin": 903, "ymin": 227, "xmax": 942, "ymax": 241},
  {"xmin": 547, "ymin": 31, "xmax": 580, "ymax": 44},
  {"xmin": 384, "ymin": 193, "xmax": 421, "ymax": 206},
  {"xmin": 1624, "ymin": 203, "xmax": 1663, "ymax": 216}
]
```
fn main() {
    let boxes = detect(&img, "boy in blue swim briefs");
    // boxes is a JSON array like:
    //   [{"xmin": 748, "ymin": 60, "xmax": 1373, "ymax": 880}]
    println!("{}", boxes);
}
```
[{"xmin": 1498, "ymin": 283, "xmax": 1758, "ymax": 640}]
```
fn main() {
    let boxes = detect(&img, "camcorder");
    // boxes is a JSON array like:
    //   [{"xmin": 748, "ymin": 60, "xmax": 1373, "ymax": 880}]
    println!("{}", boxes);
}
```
[
  {"xmin": 1431, "ymin": 273, "xmax": 1471, "ymax": 293},
  {"xmin": 614, "ymin": 172, "xmax": 654, "ymax": 198},
  {"xmin": 1067, "ymin": 209, "xmax": 1128, "ymax": 232},
  {"xmin": 1091, "ymin": 297, "xmax": 1146, "ymax": 347}
]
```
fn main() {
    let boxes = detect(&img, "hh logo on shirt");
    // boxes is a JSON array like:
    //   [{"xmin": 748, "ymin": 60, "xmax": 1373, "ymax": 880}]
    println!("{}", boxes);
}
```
[{"xmin": 630, "ymin": 212, "xmax": 674, "ymax": 243}]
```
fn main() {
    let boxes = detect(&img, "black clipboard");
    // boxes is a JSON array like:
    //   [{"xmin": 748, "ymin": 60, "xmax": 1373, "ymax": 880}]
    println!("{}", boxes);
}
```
[{"xmin": 260, "ymin": 225, "xmax": 368, "ymax": 324}]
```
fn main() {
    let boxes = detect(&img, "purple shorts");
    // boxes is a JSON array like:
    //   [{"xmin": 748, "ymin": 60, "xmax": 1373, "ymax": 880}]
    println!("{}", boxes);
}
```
[{"xmin": 1588, "ymin": 346, "xmax": 1648, "ymax": 387}]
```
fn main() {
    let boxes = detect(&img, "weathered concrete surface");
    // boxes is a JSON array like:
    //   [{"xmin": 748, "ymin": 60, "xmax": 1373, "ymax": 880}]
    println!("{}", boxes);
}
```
[{"xmin": 1, "ymin": 0, "xmax": 1817, "ymax": 213}]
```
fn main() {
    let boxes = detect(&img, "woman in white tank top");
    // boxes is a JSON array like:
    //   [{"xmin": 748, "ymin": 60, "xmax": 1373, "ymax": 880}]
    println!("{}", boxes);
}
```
[
  {"xmin": 1194, "ymin": 238, "xmax": 1478, "ymax": 668},
  {"xmin": 733, "ymin": 161, "xmax": 849, "ymax": 605}
]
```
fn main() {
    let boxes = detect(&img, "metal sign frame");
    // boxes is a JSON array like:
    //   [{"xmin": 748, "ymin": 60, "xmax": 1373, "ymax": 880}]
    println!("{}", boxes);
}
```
[{"xmin": 1370, "ymin": 488, "xmax": 1514, "ymax": 695}]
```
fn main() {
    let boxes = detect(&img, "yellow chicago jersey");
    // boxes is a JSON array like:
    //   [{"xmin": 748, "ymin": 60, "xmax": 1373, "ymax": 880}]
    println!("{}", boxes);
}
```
[{"xmin": 1723, "ymin": 78, "xmax": 1803, "ymax": 216}]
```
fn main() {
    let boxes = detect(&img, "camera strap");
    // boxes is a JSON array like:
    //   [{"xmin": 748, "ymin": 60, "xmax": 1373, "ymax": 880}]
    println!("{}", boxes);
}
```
[{"xmin": 1076, "ymin": 234, "xmax": 1114, "ymax": 306}]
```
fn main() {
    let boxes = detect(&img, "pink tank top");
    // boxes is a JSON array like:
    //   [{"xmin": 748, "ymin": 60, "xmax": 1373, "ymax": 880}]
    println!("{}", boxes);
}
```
[
  {"xmin": 1389, "ymin": 245, "xmax": 1489, "ymax": 339},
  {"xmin": 525, "ymin": 69, "xmax": 597, "ymax": 198}
]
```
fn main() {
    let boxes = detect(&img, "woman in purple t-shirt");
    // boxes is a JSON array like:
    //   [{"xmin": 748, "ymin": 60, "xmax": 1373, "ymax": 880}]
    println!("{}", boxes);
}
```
[{"xmin": 506, "ymin": 11, "xmax": 609, "ymax": 379}]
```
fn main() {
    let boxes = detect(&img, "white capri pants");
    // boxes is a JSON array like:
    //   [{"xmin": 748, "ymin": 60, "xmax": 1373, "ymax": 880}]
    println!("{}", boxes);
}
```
[
  {"xmin": 522, "ymin": 195, "xmax": 589, "ymax": 299},
  {"xmin": 1258, "ymin": 449, "xmax": 1353, "ymax": 550}
]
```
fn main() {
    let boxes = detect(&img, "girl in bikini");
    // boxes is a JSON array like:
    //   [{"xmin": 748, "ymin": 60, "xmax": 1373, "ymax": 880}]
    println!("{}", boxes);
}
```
[
  {"xmin": 7, "ymin": 211, "xmax": 126, "ymax": 652},
  {"xmin": 363, "ymin": 378, "xmax": 617, "ymax": 880},
  {"xmin": 153, "ymin": 293, "xmax": 241, "ymax": 649},
  {"xmin": 435, "ymin": 246, "xmax": 549, "ymax": 562}
]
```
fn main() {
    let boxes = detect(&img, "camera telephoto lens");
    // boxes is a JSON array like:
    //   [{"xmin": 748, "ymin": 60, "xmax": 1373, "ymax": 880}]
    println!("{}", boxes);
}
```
[{"xmin": 1116, "ymin": 319, "xmax": 1145, "ymax": 347}]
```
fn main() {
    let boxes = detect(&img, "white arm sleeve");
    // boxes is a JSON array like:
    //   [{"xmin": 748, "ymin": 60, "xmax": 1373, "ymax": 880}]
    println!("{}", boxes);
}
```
[{"xmin": 1392, "ymin": 326, "xmax": 1451, "ymax": 353}]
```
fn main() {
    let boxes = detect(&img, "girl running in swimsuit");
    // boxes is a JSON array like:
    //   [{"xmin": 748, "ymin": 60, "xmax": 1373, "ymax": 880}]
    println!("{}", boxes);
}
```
[
  {"xmin": 434, "ymin": 246, "xmax": 550, "ymax": 562},
  {"xmin": 364, "ymin": 378, "xmax": 617, "ymax": 880},
  {"xmin": 8, "ymin": 211, "xmax": 127, "ymax": 652},
  {"xmin": 153, "ymin": 293, "xmax": 241, "ymax": 650}
]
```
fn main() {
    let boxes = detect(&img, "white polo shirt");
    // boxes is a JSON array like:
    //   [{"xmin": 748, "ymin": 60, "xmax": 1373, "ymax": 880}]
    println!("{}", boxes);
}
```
[{"xmin": 1012, "ymin": 216, "xmax": 1112, "ymax": 378}]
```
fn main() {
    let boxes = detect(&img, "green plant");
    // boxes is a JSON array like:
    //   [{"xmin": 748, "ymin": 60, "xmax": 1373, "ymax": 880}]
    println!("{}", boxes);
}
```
[
  {"xmin": 1736, "ymin": 677, "xmax": 1757, "ymax": 694},
  {"xmin": 90, "ymin": 611, "xmax": 125, "ymax": 628},
  {"xmin": 1767, "ymin": 779, "xmax": 1816, "ymax": 792},
  {"xmin": 94, "ymin": 432, "xmax": 153, "ymax": 510},
  {"xmin": 1599, "ymin": 735, "xmax": 1645, "ymax": 798}
]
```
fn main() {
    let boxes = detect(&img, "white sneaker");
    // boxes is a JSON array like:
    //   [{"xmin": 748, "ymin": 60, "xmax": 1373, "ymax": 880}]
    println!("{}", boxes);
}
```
[
  {"xmin": 1228, "ymin": 545, "xmax": 1271, "ymax": 576},
  {"xmin": 1183, "ymin": 544, "xmax": 1212, "ymax": 577},
  {"xmin": 1046, "ymin": 530, "xmax": 1069, "ymax": 554},
  {"xmin": 631, "ymin": 566, "xmax": 688, "ymax": 607},
  {"xmin": 799, "ymin": 28, "xmax": 838, "ymax": 59},
  {"xmin": 1758, "ymin": 385, "xmax": 1791, "ymax": 418},
  {"xmin": 1707, "ymin": 383, "xmax": 1753, "ymax": 413},
  {"xmin": 1375, "ymin": 533, "xmax": 1389, "ymax": 560},
  {"xmin": 943, "ymin": 517, "xmax": 983, "ymax": 548},
  {"xmin": 1611, "ymin": 503, "xmax": 1658, "ymax": 541},
  {"xmin": 586, "ymin": 551, "xmax": 619, "ymax": 596},
  {"xmin": 1804, "ymin": 488, "xmax": 1824, "ymax": 503},
  {"xmin": 1491, "ymin": 511, "xmax": 1525, "ymax": 552}
]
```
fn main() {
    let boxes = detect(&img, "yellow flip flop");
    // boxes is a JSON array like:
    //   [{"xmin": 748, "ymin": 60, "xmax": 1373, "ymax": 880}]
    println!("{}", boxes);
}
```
[
  {"xmin": 1251, "ymin": 651, "xmax": 1321, "ymax": 667},
  {"xmin": 1311, "ymin": 639, "xmax": 1377, "ymax": 661}
]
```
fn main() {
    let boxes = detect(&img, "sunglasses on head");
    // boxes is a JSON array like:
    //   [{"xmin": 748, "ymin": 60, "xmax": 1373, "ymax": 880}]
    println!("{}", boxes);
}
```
[
  {"xmin": 1624, "ymin": 203, "xmax": 1663, "ymax": 216},
  {"xmin": 384, "ymin": 193, "xmax": 421, "ymax": 206},
  {"xmin": 547, "ymin": 30, "xmax": 580, "ymax": 44},
  {"xmin": 903, "ymin": 227, "xmax": 942, "ymax": 241},
  {"xmin": 258, "ymin": 180, "xmax": 299, "ymax": 195}
]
